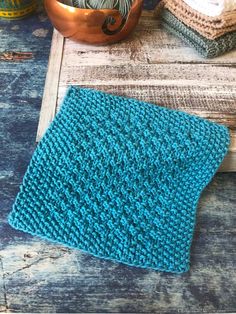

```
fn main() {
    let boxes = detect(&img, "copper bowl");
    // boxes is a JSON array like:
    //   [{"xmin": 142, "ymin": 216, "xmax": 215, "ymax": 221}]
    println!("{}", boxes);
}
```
[{"xmin": 44, "ymin": 0, "xmax": 143, "ymax": 45}]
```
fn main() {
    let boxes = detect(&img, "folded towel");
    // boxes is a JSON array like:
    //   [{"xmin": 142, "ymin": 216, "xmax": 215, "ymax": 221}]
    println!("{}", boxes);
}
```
[
  {"xmin": 160, "ymin": 8, "xmax": 236, "ymax": 58},
  {"xmin": 183, "ymin": 0, "xmax": 236, "ymax": 17},
  {"xmin": 163, "ymin": 0, "xmax": 236, "ymax": 40},
  {"xmin": 8, "ymin": 87, "xmax": 230, "ymax": 273}
]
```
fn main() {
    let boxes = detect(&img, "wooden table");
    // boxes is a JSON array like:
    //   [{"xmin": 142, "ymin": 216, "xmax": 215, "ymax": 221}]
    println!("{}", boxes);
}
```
[
  {"xmin": 1, "ymin": 6, "xmax": 236, "ymax": 313},
  {"xmin": 37, "ymin": 11, "xmax": 236, "ymax": 171}
]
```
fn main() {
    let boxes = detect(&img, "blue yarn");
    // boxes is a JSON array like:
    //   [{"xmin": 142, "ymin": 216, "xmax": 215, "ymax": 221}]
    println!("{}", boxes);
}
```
[{"xmin": 8, "ymin": 86, "xmax": 230, "ymax": 273}]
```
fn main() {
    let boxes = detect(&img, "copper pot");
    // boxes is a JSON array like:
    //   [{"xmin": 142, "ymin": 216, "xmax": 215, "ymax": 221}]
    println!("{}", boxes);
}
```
[{"xmin": 44, "ymin": 0, "xmax": 143, "ymax": 45}]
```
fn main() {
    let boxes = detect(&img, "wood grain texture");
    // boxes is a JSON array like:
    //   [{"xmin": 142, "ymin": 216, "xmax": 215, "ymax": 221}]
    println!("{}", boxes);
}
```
[
  {"xmin": 1, "ymin": 3, "xmax": 236, "ymax": 313},
  {"xmin": 62, "ymin": 12, "xmax": 236, "ymax": 64},
  {"xmin": 36, "ymin": 11, "xmax": 236, "ymax": 170}
]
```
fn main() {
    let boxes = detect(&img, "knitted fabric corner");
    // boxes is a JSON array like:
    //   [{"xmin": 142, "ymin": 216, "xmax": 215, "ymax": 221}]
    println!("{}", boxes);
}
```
[{"xmin": 8, "ymin": 87, "xmax": 230, "ymax": 273}]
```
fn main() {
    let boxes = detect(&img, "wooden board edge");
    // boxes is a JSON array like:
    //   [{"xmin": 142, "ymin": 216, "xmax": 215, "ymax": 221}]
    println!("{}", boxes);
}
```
[
  {"xmin": 220, "ymin": 129, "xmax": 236, "ymax": 172},
  {"xmin": 219, "ymin": 150, "xmax": 236, "ymax": 172},
  {"xmin": 36, "ymin": 29, "xmax": 64, "ymax": 142}
]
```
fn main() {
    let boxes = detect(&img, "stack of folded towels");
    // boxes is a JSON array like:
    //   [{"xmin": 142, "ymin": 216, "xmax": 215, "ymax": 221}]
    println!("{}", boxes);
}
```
[{"xmin": 158, "ymin": 0, "xmax": 236, "ymax": 58}]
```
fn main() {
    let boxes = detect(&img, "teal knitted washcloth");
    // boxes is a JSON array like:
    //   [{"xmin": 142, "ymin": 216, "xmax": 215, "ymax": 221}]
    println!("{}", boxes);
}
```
[
  {"xmin": 160, "ymin": 9, "xmax": 236, "ymax": 58},
  {"xmin": 8, "ymin": 87, "xmax": 230, "ymax": 273}
]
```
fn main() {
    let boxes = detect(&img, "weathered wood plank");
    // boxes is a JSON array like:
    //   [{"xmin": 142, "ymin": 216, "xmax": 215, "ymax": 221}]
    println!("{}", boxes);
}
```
[
  {"xmin": 59, "ymin": 63, "xmax": 236, "ymax": 86},
  {"xmin": 63, "ymin": 42, "xmax": 236, "ymax": 65},
  {"xmin": 36, "ymin": 29, "xmax": 64, "ymax": 142},
  {"xmin": 62, "ymin": 12, "xmax": 236, "ymax": 64},
  {"xmin": 57, "ymin": 83, "xmax": 236, "ymax": 115},
  {"xmin": 36, "ymin": 18, "xmax": 236, "ymax": 171},
  {"xmin": 220, "ymin": 151, "xmax": 236, "ymax": 172}
]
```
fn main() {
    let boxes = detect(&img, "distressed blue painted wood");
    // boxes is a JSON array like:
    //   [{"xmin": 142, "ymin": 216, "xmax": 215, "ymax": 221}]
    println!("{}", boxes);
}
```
[{"xmin": 0, "ymin": 2, "xmax": 236, "ymax": 313}]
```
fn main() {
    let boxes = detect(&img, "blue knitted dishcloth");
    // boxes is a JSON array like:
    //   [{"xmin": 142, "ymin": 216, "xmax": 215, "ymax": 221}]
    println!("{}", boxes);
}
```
[{"xmin": 8, "ymin": 86, "xmax": 230, "ymax": 273}]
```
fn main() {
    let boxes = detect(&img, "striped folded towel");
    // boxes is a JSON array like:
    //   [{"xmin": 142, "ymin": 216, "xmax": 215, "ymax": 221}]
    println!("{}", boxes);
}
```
[
  {"xmin": 163, "ymin": 0, "xmax": 236, "ymax": 40},
  {"xmin": 160, "ymin": 8, "xmax": 236, "ymax": 58}
]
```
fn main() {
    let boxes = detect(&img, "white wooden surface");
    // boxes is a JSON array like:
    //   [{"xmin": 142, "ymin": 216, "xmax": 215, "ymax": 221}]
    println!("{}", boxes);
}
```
[
  {"xmin": 36, "ymin": 30, "xmax": 64, "ymax": 142},
  {"xmin": 37, "ymin": 12, "xmax": 236, "ymax": 171}
]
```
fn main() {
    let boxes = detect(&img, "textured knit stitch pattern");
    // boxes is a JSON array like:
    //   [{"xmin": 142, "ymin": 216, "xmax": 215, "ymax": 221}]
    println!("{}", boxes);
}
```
[
  {"xmin": 8, "ymin": 87, "xmax": 230, "ymax": 273},
  {"xmin": 160, "ymin": 8, "xmax": 236, "ymax": 58},
  {"xmin": 163, "ymin": 0, "xmax": 236, "ymax": 40}
]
